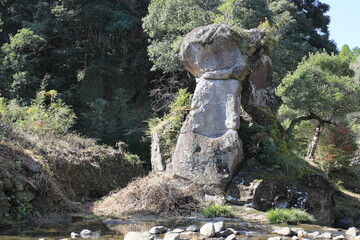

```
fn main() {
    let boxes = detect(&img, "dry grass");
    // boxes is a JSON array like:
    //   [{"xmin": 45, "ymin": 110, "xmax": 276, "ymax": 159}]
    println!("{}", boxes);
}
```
[{"xmin": 92, "ymin": 173, "xmax": 201, "ymax": 217}]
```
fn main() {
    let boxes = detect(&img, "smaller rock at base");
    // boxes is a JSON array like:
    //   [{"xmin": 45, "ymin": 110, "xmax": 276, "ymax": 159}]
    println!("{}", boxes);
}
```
[
  {"xmin": 186, "ymin": 225, "xmax": 199, "ymax": 232},
  {"xmin": 346, "ymin": 227, "xmax": 359, "ymax": 237},
  {"xmin": 292, "ymin": 236, "xmax": 299, "ymax": 240},
  {"xmin": 226, "ymin": 234, "xmax": 237, "ymax": 240},
  {"xmin": 333, "ymin": 235, "xmax": 345, "ymax": 240},
  {"xmin": 172, "ymin": 228, "xmax": 184, "ymax": 233},
  {"xmin": 200, "ymin": 223, "xmax": 215, "ymax": 237},
  {"xmin": 321, "ymin": 232, "xmax": 332, "ymax": 239},
  {"xmin": 124, "ymin": 231, "xmax": 154, "ymax": 240},
  {"xmin": 276, "ymin": 227, "xmax": 295, "ymax": 236},
  {"xmin": 164, "ymin": 232, "xmax": 180, "ymax": 240},
  {"xmin": 149, "ymin": 226, "xmax": 166, "ymax": 234}
]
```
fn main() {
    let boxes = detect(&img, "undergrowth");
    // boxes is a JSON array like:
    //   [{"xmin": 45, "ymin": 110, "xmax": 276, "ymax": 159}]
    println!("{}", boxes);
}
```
[
  {"xmin": 202, "ymin": 204, "xmax": 235, "ymax": 218},
  {"xmin": 267, "ymin": 208, "xmax": 315, "ymax": 224}
]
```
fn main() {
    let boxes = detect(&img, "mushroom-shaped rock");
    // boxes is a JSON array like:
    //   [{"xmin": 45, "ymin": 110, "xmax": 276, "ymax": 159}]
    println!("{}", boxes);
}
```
[
  {"xmin": 180, "ymin": 24, "xmax": 246, "ymax": 80},
  {"xmin": 167, "ymin": 24, "xmax": 246, "ymax": 192}
]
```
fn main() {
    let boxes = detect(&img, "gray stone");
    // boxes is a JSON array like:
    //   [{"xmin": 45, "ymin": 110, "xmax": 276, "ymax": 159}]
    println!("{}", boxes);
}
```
[
  {"xmin": 310, "ymin": 231, "xmax": 321, "ymax": 237},
  {"xmin": 124, "ymin": 231, "xmax": 154, "ymax": 240},
  {"xmin": 180, "ymin": 231, "xmax": 194, "ymax": 239},
  {"xmin": 167, "ymin": 24, "xmax": 245, "ymax": 193},
  {"xmin": 186, "ymin": 225, "xmax": 199, "ymax": 232},
  {"xmin": 164, "ymin": 232, "xmax": 180, "ymax": 240},
  {"xmin": 276, "ymin": 227, "xmax": 295, "ymax": 236},
  {"xmin": 346, "ymin": 227, "xmax": 359, "ymax": 237},
  {"xmin": 214, "ymin": 222, "xmax": 225, "ymax": 233},
  {"xmin": 172, "ymin": 228, "xmax": 184, "ymax": 233},
  {"xmin": 297, "ymin": 230, "xmax": 307, "ymax": 238},
  {"xmin": 226, "ymin": 234, "xmax": 237, "ymax": 240},
  {"xmin": 333, "ymin": 235, "xmax": 345, "ymax": 240},
  {"xmin": 179, "ymin": 24, "xmax": 247, "ymax": 80},
  {"xmin": 80, "ymin": 229, "xmax": 92, "ymax": 237},
  {"xmin": 200, "ymin": 222, "xmax": 215, "ymax": 237},
  {"xmin": 321, "ymin": 232, "xmax": 332, "ymax": 239},
  {"xmin": 150, "ymin": 131, "xmax": 165, "ymax": 172},
  {"xmin": 149, "ymin": 226, "xmax": 166, "ymax": 234}
]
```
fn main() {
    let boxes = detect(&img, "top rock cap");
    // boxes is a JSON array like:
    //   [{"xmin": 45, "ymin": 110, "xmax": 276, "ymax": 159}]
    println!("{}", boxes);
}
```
[{"xmin": 179, "ymin": 24, "xmax": 246, "ymax": 80}]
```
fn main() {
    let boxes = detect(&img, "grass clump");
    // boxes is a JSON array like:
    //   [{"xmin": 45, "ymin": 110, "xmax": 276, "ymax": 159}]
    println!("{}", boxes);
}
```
[
  {"xmin": 202, "ymin": 204, "xmax": 235, "ymax": 218},
  {"xmin": 267, "ymin": 208, "xmax": 315, "ymax": 224}
]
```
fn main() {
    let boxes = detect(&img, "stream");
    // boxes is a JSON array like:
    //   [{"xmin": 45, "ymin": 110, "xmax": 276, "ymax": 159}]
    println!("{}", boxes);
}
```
[{"xmin": 0, "ymin": 217, "xmax": 345, "ymax": 240}]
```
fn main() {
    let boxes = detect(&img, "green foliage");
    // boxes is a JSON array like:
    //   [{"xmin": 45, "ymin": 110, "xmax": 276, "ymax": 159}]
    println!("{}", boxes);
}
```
[
  {"xmin": 143, "ymin": 0, "xmax": 219, "ymax": 73},
  {"xmin": 1, "ymin": 28, "xmax": 47, "ymax": 101},
  {"xmin": 277, "ymin": 52, "xmax": 359, "ymax": 122},
  {"xmin": 267, "ymin": 208, "xmax": 316, "ymax": 224},
  {"xmin": 0, "ymin": 90, "xmax": 76, "ymax": 136},
  {"xmin": 148, "ymin": 89, "xmax": 191, "ymax": 163},
  {"xmin": 202, "ymin": 204, "xmax": 235, "ymax": 218}
]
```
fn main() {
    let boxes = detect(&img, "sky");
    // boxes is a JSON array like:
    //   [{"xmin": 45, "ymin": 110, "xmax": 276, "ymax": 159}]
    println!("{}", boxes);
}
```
[{"xmin": 321, "ymin": 0, "xmax": 360, "ymax": 50}]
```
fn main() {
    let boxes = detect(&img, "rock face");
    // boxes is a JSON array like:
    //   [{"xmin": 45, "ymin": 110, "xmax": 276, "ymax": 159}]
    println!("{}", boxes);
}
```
[
  {"xmin": 166, "ymin": 24, "xmax": 253, "ymax": 192},
  {"xmin": 226, "ymin": 166, "xmax": 335, "ymax": 226}
]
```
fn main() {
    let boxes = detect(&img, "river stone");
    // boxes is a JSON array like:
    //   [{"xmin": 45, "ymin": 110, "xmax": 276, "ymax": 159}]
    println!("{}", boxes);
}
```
[
  {"xmin": 80, "ymin": 229, "xmax": 92, "ymax": 237},
  {"xmin": 124, "ymin": 231, "xmax": 154, "ymax": 240},
  {"xmin": 180, "ymin": 231, "xmax": 194, "ymax": 238},
  {"xmin": 172, "ymin": 228, "xmax": 184, "ymax": 233},
  {"xmin": 180, "ymin": 24, "xmax": 246, "ymax": 80},
  {"xmin": 333, "ymin": 235, "xmax": 345, "ymax": 240},
  {"xmin": 164, "ymin": 232, "xmax": 180, "ymax": 240},
  {"xmin": 200, "ymin": 223, "xmax": 216, "ymax": 237},
  {"xmin": 276, "ymin": 227, "xmax": 295, "ymax": 236},
  {"xmin": 149, "ymin": 226, "xmax": 166, "ymax": 234},
  {"xmin": 186, "ymin": 224, "xmax": 199, "ymax": 232},
  {"xmin": 214, "ymin": 222, "xmax": 225, "ymax": 233},
  {"xmin": 346, "ymin": 227, "xmax": 359, "ymax": 237},
  {"xmin": 226, "ymin": 234, "xmax": 237, "ymax": 240}
]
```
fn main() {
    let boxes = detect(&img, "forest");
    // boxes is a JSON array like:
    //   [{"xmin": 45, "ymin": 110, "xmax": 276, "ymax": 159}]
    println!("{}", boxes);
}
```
[{"xmin": 0, "ymin": 0, "xmax": 359, "ymax": 233}]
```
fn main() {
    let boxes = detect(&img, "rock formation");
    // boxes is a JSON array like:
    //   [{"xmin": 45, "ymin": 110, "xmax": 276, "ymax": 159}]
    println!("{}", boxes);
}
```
[{"xmin": 165, "ymin": 24, "xmax": 262, "ymax": 193}]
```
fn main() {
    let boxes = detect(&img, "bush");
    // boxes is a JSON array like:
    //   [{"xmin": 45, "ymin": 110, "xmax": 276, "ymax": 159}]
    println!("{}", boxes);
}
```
[
  {"xmin": 202, "ymin": 204, "xmax": 235, "ymax": 218},
  {"xmin": 0, "ymin": 90, "xmax": 76, "ymax": 136},
  {"xmin": 148, "ymin": 88, "xmax": 191, "ymax": 163},
  {"xmin": 267, "ymin": 208, "xmax": 315, "ymax": 224}
]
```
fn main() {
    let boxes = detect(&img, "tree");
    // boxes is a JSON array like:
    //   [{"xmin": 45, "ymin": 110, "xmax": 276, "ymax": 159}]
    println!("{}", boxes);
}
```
[{"xmin": 277, "ymin": 52, "xmax": 360, "ymax": 159}]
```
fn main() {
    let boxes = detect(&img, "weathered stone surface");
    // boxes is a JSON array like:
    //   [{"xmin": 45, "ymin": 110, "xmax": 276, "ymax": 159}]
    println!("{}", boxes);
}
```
[
  {"xmin": 150, "ymin": 131, "xmax": 165, "ymax": 172},
  {"xmin": 180, "ymin": 24, "xmax": 247, "ymax": 80},
  {"xmin": 124, "ymin": 231, "xmax": 154, "ymax": 240},
  {"xmin": 168, "ymin": 130, "xmax": 243, "ymax": 192},
  {"xmin": 248, "ymin": 56, "xmax": 278, "ymax": 110},
  {"xmin": 200, "ymin": 223, "xmax": 216, "ymax": 237},
  {"xmin": 182, "ymin": 79, "xmax": 241, "ymax": 136},
  {"xmin": 226, "ymin": 166, "xmax": 335, "ymax": 226}
]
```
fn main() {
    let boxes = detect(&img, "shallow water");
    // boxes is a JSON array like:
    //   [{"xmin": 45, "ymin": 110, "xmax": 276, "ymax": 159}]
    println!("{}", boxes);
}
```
[{"xmin": 0, "ymin": 217, "xmax": 343, "ymax": 240}]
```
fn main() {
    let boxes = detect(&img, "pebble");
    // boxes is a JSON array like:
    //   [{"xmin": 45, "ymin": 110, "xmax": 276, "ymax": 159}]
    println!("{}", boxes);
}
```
[
  {"xmin": 333, "ymin": 235, "xmax": 346, "ymax": 240},
  {"xmin": 172, "ymin": 228, "xmax": 184, "ymax": 233},
  {"xmin": 80, "ymin": 229, "xmax": 91, "ymax": 238},
  {"xmin": 268, "ymin": 237, "xmax": 282, "ymax": 240},
  {"xmin": 225, "ymin": 234, "xmax": 237, "ymax": 240},
  {"xmin": 70, "ymin": 232, "xmax": 79, "ymax": 238}
]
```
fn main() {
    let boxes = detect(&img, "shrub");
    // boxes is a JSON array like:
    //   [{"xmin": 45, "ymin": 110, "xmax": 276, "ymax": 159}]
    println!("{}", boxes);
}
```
[
  {"xmin": 202, "ymin": 204, "xmax": 235, "ymax": 218},
  {"xmin": 147, "ymin": 88, "xmax": 191, "ymax": 163},
  {"xmin": 0, "ymin": 90, "xmax": 76, "ymax": 136},
  {"xmin": 267, "ymin": 208, "xmax": 315, "ymax": 224}
]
